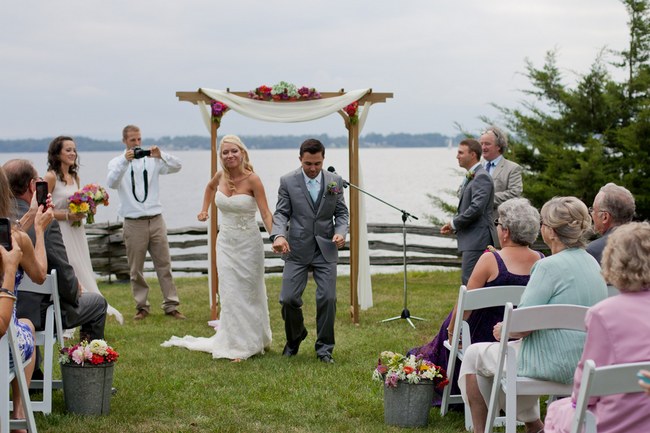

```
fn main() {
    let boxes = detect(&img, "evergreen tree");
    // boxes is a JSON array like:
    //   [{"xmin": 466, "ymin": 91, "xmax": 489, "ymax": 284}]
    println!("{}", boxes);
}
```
[{"xmin": 499, "ymin": 0, "xmax": 650, "ymax": 219}]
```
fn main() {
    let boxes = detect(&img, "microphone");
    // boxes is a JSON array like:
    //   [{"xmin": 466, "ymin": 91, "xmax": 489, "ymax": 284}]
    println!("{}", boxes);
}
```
[{"xmin": 327, "ymin": 166, "xmax": 348, "ymax": 187}]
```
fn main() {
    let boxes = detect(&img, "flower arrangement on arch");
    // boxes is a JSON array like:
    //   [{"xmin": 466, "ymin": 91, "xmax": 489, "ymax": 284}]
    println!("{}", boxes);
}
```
[
  {"xmin": 67, "ymin": 183, "xmax": 109, "ymax": 227},
  {"xmin": 344, "ymin": 101, "xmax": 359, "ymax": 125},
  {"xmin": 327, "ymin": 181, "xmax": 342, "ymax": 195},
  {"xmin": 373, "ymin": 351, "xmax": 448, "ymax": 389},
  {"xmin": 248, "ymin": 81, "xmax": 321, "ymax": 101},
  {"xmin": 210, "ymin": 100, "xmax": 229, "ymax": 126},
  {"xmin": 59, "ymin": 339, "xmax": 119, "ymax": 366}
]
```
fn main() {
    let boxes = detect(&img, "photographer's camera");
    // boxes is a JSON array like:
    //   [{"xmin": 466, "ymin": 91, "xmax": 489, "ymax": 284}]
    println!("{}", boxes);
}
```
[{"xmin": 133, "ymin": 147, "xmax": 151, "ymax": 159}]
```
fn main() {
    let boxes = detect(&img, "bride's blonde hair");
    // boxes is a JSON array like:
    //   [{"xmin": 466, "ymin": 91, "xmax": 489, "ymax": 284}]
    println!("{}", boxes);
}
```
[{"xmin": 219, "ymin": 135, "xmax": 254, "ymax": 192}]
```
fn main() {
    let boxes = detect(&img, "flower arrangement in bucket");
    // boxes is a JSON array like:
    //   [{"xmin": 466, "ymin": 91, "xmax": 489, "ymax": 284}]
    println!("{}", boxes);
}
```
[
  {"xmin": 373, "ymin": 351, "xmax": 448, "ymax": 427},
  {"xmin": 59, "ymin": 339, "xmax": 119, "ymax": 366},
  {"xmin": 373, "ymin": 351, "xmax": 447, "ymax": 388},
  {"xmin": 59, "ymin": 339, "xmax": 119, "ymax": 415}
]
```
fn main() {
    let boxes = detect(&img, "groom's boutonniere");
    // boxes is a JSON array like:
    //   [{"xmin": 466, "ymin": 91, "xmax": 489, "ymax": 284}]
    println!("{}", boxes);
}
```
[
  {"xmin": 327, "ymin": 182, "xmax": 341, "ymax": 195},
  {"xmin": 465, "ymin": 171, "xmax": 475, "ymax": 181}
]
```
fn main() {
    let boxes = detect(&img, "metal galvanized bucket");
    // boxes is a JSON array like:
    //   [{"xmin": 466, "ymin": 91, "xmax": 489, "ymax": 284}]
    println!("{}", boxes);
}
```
[
  {"xmin": 61, "ymin": 363, "xmax": 114, "ymax": 415},
  {"xmin": 383, "ymin": 380, "xmax": 435, "ymax": 427}
]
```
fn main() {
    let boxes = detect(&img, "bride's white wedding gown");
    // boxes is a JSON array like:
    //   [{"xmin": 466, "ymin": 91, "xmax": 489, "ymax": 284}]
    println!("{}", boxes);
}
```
[{"xmin": 162, "ymin": 191, "xmax": 272, "ymax": 360}]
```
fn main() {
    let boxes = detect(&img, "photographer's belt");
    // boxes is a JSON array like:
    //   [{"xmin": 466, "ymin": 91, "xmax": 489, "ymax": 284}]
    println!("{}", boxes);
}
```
[
  {"xmin": 130, "ymin": 162, "xmax": 148, "ymax": 203},
  {"xmin": 125, "ymin": 214, "xmax": 160, "ymax": 221}
]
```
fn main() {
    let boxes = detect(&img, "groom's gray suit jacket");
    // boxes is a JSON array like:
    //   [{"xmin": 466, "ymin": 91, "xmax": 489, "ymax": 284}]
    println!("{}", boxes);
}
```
[
  {"xmin": 271, "ymin": 168, "xmax": 349, "ymax": 263},
  {"xmin": 454, "ymin": 165, "xmax": 496, "ymax": 252}
]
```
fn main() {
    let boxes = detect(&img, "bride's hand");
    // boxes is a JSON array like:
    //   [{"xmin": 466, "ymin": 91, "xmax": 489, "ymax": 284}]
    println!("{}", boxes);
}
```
[{"xmin": 197, "ymin": 211, "xmax": 209, "ymax": 221}]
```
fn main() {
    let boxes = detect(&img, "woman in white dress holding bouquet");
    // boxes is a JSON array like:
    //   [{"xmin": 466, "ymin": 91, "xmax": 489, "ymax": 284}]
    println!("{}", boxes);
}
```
[
  {"xmin": 44, "ymin": 136, "xmax": 124, "ymax": 324},
  {"xmin": 162, "ymin": 134, "xmax": 273, "ymax": 361}
]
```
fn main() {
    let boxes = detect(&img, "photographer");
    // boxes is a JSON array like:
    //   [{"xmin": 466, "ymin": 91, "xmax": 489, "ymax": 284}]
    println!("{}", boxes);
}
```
[{"xmin": 106, "ymin": 125, "xmax": 186, "ymax": 321}]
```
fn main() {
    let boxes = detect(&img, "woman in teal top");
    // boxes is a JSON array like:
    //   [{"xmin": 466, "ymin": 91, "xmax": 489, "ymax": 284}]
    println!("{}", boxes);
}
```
[{"xmin": 458, "ymin": 196, "xmax": 608, "ymax": 433}]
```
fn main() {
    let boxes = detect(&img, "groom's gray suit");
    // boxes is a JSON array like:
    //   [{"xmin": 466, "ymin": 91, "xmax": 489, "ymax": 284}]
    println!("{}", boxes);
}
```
[{"xmin": 271, "ymin": 167, "xmax": 349, "ymax": 358}]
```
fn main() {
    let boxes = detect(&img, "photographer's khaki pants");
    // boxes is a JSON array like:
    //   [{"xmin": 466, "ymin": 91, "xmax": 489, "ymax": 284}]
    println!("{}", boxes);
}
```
[{"xmin": 123, "ymin": 214, "xmax": 180, "ymax": 313}]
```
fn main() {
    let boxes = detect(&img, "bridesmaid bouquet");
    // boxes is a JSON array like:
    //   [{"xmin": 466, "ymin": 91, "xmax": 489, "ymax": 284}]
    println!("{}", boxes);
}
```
[{"xmin": 67, "ymin": 183, "xmax": 110, "ymax": 227}]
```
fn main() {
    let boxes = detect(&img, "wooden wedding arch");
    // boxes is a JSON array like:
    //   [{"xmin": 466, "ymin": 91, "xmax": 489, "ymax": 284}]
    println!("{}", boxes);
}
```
[{"xmin": 176, "ymin": 88, "xmax": 393, "ymax": 324}]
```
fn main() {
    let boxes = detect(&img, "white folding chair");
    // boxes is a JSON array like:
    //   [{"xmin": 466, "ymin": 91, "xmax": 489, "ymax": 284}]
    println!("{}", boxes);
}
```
[
  {"xmin": 440, "ymin": 284, "xmax": 527, "ymax": 431},
  {"xmin": 1, "ymin": 321, "xmax": 38, "ymax": 432},
  {"xmin": 606, "ymin": 285, "xmax": 620, "ymax": 297},
  {"xmin": 17, "ymin": 270, "xmax": 63, "ymax": 415},
  {"xmin": 485, "ymin": 303, "xmax": 589, "ymax": 433},
  {"xmin": 570, "ymin": 359, "xmax": 650, "ymax": 433}
]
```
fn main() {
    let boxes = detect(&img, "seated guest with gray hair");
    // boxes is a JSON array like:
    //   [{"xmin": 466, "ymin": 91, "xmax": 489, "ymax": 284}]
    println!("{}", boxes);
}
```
[
  {"xmin": 587, "ymin": 182, "xmax": 635, "ymax": 264},
  {"xmin": 458, "ymin": 196, "xmax": 608, "ymax": 433},
  {"xmin": 408, "ymin": 198, "xmax": 544, "ymax": 405},
  {"xmin": 545, "ymin": 221, "xmax": 650, "ymax": 433}
]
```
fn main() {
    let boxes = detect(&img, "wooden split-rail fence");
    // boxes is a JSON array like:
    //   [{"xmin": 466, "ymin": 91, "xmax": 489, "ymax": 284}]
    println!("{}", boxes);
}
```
[{"xmin": 86, "ymin": 222, "xmax": 469, "ymax": 281}]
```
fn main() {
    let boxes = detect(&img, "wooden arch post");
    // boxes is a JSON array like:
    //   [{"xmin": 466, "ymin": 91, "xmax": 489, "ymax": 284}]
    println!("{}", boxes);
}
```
[{"xmin": 176, "ymin": 89, "xmax": 392, "ymax": 323}]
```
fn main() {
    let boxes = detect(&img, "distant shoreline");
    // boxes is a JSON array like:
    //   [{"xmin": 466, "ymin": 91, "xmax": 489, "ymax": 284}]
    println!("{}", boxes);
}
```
[{"xmin": 0, "ymin": 132, "xmax": 462, "ymax": 152}]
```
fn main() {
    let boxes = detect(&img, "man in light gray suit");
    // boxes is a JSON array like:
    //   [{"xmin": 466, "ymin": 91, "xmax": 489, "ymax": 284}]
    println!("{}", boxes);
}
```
[
  {"xmin": 479, "ymin": 126, "xmax": 523, "ymax": 210},
  {"xmin": 441, "ymin": 139, "xmax": 496, "ymax": 285},
  {"xmin": 271, "ymin": 139, "xmax": 349, "ymax": 364}
]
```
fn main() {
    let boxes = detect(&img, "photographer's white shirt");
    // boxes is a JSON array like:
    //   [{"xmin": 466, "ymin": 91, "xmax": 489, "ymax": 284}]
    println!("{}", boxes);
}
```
[{"xmin": 106, "ymin": 151, "xmax": 182, "ymax": 219}]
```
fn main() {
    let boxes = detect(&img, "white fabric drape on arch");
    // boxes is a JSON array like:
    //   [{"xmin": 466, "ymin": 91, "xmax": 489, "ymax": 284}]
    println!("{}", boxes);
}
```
[{"xmin": 197, "ymin": 89, "xmax": 374, "ymax": 310}]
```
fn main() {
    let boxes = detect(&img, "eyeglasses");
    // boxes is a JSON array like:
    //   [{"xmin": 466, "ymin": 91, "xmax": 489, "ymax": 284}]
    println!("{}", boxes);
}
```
[
  {"xmin": 494, "ymin": 218, "xmax": 501, "ymax": 227},
  {"xmin": 588, "ymin": 206, "xmax": 609, "ymax": 215}
]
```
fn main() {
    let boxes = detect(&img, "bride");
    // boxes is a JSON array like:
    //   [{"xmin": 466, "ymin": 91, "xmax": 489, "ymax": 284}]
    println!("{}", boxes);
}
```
[{"xmin": 162, "ymin": 135, "xmax": 273, "ymax": 361}]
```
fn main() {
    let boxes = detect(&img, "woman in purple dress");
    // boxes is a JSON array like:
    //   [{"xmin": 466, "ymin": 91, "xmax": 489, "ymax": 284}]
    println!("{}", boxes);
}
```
[{"xmin": 408, "ymin": 198, "xmax": 543, "ymax": 403}]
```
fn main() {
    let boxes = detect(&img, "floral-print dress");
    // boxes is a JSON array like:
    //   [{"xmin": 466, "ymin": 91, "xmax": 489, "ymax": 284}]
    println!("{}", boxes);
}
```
[{"xmin": 8, "ymin": 268, "xmax": 35, "ymax": 368}]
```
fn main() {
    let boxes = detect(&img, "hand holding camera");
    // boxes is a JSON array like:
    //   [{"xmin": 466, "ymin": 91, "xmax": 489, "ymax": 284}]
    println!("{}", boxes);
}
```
[
  {"xmin": 133, "ymin": 147, "xmax": 152, "ymax": 159},
  {"xmin": 34, "ymin": 202, "xmax": 54, "ymax": 232}
]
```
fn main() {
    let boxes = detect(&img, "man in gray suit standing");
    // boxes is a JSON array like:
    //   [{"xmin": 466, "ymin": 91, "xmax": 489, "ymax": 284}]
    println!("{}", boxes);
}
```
[
  {"xmin": 441, "ymin": 139, "xmax": 496, "ymax": 285},
  {"xmin": 479, "ymin": 126, "xmax": 523, "ymax": 210},
  {"xmin": 271, "ymin": 139, "xmax": 349, "ymax": 364}
]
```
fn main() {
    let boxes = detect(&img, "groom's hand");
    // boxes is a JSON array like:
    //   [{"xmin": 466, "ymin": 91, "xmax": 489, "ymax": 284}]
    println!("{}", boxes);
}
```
[
  {"xmin": 332, "ymin": 234, "xmax": 345, "ymax": 250},
  {"xmin": 272, "ymin": 236, "xmax": 290, "ymax": 254}
]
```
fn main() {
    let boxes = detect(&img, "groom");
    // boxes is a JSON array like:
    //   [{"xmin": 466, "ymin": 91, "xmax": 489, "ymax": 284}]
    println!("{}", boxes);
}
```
[{"xmin": 271, "ymin": 138, "xmax": 349, "ymax": 364}]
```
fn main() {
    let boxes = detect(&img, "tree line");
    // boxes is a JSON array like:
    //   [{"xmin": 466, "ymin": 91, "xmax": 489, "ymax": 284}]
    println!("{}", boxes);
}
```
[{"xmin": 0, "ymin": 132, "xmax": 464, "ymax": 153}]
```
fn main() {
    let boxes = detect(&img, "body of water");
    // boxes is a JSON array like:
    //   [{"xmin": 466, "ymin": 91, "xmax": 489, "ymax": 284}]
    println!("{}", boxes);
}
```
[
  {"xmin": 3, "ymin": 147, "xmax": 464, "ymax": 227},
  {"xmin": 3, "ymin": 147, "xmax": 464, "ymax": 276}
]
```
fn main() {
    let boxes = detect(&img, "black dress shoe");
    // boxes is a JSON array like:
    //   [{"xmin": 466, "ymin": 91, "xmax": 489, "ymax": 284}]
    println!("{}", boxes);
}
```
[
  {"xmin": 318, "ymin": 354, "xmax": 335, "ymax": 364},
  {"xmin": 282, "ymin": 329, "xmax": 308, "ymax": 357}
]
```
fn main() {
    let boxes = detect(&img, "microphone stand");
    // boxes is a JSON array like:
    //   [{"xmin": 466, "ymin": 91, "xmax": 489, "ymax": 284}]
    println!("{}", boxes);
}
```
[{"xmin": 334, "ymin": 171, "xmax": 425, "ymax": 328}]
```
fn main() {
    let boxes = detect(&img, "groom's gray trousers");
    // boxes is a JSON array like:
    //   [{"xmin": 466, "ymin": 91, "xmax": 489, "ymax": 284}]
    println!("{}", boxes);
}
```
[{"xmin": 279, "ymin": 247, "xmax": 337, "ymax": 357}]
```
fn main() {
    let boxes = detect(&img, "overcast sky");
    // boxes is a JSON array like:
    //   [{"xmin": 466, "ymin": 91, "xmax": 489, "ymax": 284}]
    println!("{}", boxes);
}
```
[{"xmin": 0, "ymin": 0, "xmax": 630, "ymax": 141}]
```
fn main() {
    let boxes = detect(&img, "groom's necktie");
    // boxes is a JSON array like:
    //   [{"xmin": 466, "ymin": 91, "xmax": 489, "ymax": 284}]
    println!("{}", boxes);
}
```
[{"xmin": 307, "ymin": 178, "xmax": 319, "ymax": 203}]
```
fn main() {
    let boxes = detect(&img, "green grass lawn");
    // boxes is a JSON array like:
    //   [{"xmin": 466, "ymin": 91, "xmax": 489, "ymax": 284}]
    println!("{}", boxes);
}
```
[{"xmin": 34, "ymin": 270, "xmax": 473, "ymax": 432}]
